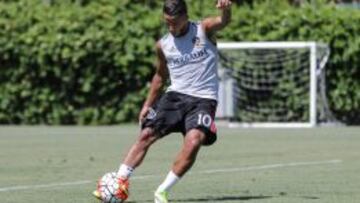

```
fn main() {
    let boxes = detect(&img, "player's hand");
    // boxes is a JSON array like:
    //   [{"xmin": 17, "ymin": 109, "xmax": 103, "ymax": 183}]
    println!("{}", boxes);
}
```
[
  {"xmin": 138, "ymin": 105, "xmax": 150, "ymax": 125},
  {"xmin": 216, "ymin": 0, "xmax": 232, "ymax": 10}
]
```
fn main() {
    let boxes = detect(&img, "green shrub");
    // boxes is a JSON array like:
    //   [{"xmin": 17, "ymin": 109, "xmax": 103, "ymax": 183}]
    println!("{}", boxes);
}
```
[
  {"xmin": 0, "ymin": 0, "xmax": 359, "ymax": 124},
  {"xmin": 0, "ymin": 0, "xmax": 162, "ymax": 124}
]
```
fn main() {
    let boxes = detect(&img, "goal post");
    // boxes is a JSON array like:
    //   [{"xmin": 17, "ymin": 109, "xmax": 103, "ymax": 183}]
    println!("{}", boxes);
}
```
[{"xmin": 216, "ymin": 42, "xmax": 332, "ymax": 128}]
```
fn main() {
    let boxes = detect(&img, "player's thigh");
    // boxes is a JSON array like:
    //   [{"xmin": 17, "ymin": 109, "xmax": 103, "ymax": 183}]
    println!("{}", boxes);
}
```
[
  {"xmin": 185, "ymin": 99, "xmax": 217, "ymax": 146},
  {"xmin": 141, "ymin": 92, "xmax": 184, "ymax": 136}
]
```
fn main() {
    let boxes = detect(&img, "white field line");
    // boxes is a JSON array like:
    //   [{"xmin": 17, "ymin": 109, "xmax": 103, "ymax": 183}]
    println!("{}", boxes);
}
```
[
  {"xmin": 0, "ymin": 180, "xmax": 92, "ymax": 192},
  {"xmin": 197, "ymin": 159, "xmax": 342, "ymax": 174},
  {"xmin": 0, "ymin": 159, "xmax": 342, "ymax": 192}
]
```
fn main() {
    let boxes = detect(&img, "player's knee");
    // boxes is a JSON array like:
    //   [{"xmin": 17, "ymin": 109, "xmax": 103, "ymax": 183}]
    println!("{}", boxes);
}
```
[
  {"xmin": 185, "ymin": 130, "xmax": 205, "ymax": 149},
  {"xmin": 137, "ymin": 128, "xmax": 157, "ymax": 147}
]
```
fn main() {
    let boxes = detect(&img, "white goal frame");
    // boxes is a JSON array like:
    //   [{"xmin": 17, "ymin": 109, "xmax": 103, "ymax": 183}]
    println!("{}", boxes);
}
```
[{"xmin": 217, "ymin": 42, "xmax": 330, "ymax": 128}]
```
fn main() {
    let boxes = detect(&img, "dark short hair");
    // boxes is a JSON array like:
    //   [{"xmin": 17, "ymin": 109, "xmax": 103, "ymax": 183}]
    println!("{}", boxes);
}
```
[{"xmin": 163, "ymin": 0, "xmax": 187, "ymax": 16}]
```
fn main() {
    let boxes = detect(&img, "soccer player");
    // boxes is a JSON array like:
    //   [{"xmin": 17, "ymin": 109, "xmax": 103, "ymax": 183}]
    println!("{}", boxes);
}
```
[{"xmin": 94, "ymin": 0, "xmax": 232, "ymax": 202}]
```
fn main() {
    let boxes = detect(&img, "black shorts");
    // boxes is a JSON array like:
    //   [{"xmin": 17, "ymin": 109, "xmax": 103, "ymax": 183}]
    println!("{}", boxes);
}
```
[{"xmin": 141, "ymin": 91, "xmax": 218, "ymax": 146}]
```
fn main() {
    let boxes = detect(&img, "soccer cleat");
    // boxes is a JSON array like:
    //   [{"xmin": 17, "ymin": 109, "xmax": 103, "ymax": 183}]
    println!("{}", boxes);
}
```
[
  {"xmin": 92, "ymin": 189, "xmax": 102, "ymax": 200},
  {"xmin": 114, "ymin": 178, "xmax": 130, "ymax": 201},
  {"xmin": 154, "ymin": 190, "xmax": 169, "ymax": 203}
]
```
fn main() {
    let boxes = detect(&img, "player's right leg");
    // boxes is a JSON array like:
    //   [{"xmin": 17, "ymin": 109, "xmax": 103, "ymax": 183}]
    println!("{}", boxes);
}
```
[
  {"xmin": 114, "ymin": 128, "xmax": 159, "ymax": 199},
  {"xmin": 93, "ymin": 127, "xmax": 158, "ymax": 201},
  {"xmin": 122, "ymin": 127, "xmax": 159, "ymax": 169}
]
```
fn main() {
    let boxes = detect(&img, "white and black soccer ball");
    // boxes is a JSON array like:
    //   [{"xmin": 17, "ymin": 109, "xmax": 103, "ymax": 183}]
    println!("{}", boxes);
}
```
[{"xmin": 97, "ymin": 172, "xmax": 124, "ymax": 203}]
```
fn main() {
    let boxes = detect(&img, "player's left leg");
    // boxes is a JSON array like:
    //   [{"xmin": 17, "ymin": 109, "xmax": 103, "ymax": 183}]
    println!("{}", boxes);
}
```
[{"xmin": 154, "ymin": 129, "xmax": 206, "ymax": 203}]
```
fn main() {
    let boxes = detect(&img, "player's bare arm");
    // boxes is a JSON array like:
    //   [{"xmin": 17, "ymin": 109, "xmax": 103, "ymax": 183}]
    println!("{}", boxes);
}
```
[
  {"xmin": 139, "ymin": 41, "xmax": 168, "ymax": 123},
  {"xmin": 201, "ymin": 0, "xmax": 232, "ymax": 35}
]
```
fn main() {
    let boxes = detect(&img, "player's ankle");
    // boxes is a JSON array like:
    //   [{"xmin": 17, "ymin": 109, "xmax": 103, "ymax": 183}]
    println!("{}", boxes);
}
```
[
  {"xmin": 117, "ymin": 164, "xmax": 134, "ymax": 179},
  {"xmin": 156, "ymin": 171, "xmax": 180, "ymax": 192}
]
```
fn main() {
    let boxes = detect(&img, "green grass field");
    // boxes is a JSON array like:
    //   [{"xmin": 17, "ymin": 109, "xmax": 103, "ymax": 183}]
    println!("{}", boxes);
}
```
[{"xmin": 0, "ymin": 125, "xmax": 359, "ymax": 203}]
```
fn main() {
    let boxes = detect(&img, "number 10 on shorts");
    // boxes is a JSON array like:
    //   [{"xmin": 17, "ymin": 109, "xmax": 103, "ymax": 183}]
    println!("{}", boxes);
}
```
[{"xmin": 197, "ymin": 113, "xmax": 212, "ymax": 128}]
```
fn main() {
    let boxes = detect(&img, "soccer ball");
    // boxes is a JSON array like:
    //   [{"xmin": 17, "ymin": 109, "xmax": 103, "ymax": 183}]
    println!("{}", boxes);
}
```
[{"xmin": 97, "ymin": 172, "xmax": 125, "ymax": 203}]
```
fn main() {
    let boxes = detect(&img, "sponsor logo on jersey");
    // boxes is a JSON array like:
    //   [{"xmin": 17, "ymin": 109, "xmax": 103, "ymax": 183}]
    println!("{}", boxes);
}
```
[{"xmin": 167, "ymin": 48, "xmax": 209, "ymax": 68}]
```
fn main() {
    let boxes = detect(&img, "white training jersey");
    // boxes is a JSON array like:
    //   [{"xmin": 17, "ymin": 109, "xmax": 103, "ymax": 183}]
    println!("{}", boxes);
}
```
[{"xmin": 159, "ymin": 21, "xmax": 219, "ymax": 101}]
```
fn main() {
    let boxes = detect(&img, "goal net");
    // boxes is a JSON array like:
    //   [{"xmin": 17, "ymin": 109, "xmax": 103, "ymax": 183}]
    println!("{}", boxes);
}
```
[{"xmin": 216, "ymin": 42, "xmax": 335, "ymax": 128}]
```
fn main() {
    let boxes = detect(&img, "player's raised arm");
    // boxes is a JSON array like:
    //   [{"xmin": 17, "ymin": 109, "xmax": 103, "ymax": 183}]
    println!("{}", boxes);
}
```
[
  {"xmin": 138, "ymin": 41, "xmax": 168, "ymax": 123},
  {"xmin": 201, "ymin": 0, "xmax": 232, "ymax": 35}
]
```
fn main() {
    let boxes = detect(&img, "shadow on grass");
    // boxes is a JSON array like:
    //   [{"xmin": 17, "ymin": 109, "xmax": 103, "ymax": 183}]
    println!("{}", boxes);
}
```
[
  {"xmin": 108, "ymin": 194, "xmax": 321, "ymax": 203},
  {"xmin": 173, "ymin": 195, "xmax": 273, "ymax": 202},
  {"xmin": 132, "ymin": 195, "xmax": 272, "ymax": 202}
]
